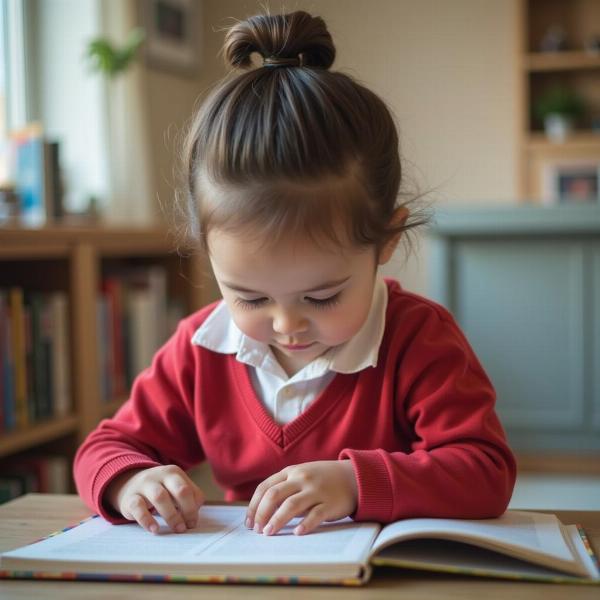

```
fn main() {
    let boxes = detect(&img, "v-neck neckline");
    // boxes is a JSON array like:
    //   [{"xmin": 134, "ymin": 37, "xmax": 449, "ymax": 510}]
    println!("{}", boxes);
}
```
[{"xmin": 230, "ymin": 357, "xmax": 356, "ymax": 449}]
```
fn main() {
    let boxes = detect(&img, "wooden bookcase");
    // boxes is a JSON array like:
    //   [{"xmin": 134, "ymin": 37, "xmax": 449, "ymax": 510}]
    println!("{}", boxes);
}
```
[
  {"xmin": 0, "ymin": 225, "xmax": 218, "ymax": 489},
  {"xmin": 517, "ymin": 0, "xmax": 600, "ymax": 200}
]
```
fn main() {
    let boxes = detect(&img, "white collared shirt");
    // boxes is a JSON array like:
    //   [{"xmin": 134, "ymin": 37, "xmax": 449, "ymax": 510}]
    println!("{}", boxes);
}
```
[{"xmin": 191, "ymin": 276, "xmax": 388, "ymax": 424}]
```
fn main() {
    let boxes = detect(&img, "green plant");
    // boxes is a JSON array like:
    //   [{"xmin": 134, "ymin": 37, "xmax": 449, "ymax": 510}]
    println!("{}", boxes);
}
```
[
  {"xmin": 86, "ymin": 28, "xmax": 146, "ymax": 78},
  {"xmin": 533, "ymin": 86, "xmax": 585, "ymax": 122}
]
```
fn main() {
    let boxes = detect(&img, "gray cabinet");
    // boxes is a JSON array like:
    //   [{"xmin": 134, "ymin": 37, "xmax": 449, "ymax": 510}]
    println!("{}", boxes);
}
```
[{"xmin": 428, "ymin": 205, "xmax": 600, "ymax": 453}]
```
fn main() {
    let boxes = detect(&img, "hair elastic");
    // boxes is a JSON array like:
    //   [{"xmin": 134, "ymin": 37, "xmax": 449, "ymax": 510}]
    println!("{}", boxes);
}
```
[{"xmin": 263, "ymin": 56, "xmax": 303, "ymax": 67}]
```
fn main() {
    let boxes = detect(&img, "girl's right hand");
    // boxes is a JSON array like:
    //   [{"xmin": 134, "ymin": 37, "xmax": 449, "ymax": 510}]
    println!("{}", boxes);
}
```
[{"xmin": 105, "ymin": 465, "xmax": 205, "ymax": 534}]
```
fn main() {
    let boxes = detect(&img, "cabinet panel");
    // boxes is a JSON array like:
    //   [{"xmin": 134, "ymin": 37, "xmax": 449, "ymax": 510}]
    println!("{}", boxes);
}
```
[
  {"xmin": 454, "ymin": 239, "xmax": 584, "ymax": 430},
  {"xmin": 592, "ymin": 243, "xmax": 600, "ymax": 431}
]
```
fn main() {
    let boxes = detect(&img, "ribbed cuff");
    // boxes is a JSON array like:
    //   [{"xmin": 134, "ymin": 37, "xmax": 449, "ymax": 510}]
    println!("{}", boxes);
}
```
[
  {"xmin": 92, "ymin": 454, "xmax": 161, "ymax": 523},
  {"xmin": 338, "ymin": 449, "xmax": 393, "ymax": 522}
]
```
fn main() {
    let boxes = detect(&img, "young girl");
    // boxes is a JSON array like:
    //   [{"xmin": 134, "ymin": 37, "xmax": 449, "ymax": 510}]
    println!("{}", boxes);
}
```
[{"xmin": 74, "ymin": 10, "xmax": 516, "ymax": 538}]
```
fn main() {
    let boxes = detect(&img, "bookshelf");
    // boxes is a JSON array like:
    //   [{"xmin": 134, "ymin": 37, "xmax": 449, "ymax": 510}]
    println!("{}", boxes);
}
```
[
  {"xmin": 518, "ymin": 0, "xmax": 600, "ymax": 200},
  {"xmin": 0, "ymin": 225, "xmax": 217, "ymax": 497}
]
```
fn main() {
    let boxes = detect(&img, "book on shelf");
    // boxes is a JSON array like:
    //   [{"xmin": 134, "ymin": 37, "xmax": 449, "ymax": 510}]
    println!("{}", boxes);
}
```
[
  {"xmin": 98, "ymin": 266, "xmax": 173, "ymax": 402},
  {"xmin": 0, "ymin": 288, "xmax": 71, "ymax": 432},
  {"xmin": 0, "ymin": 455, "xmax": 70, "ymax": 504},
  {"xmin": 11, "ymin": 123, "xmax": 64, "ymax": 226},
  {"xmin": 0, "ymin": 506, "xmax": 598, "ymax": 585}
]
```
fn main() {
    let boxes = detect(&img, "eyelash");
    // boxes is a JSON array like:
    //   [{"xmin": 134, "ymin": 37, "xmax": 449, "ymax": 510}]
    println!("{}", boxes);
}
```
[{"xmin": 234, "ymin": 293, "xmax": 341, "ymax": 311}]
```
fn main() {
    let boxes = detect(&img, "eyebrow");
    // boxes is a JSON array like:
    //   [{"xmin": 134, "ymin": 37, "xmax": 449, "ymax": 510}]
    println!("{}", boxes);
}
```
[{"xmin": 223, "ymin": 276, "xmax": 351, "ymax": 295}]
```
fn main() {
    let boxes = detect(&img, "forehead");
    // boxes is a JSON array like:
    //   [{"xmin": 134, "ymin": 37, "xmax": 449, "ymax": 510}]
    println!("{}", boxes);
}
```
[{"xmin": 208, "ymin": 228, "xmax": 373, "ymax": 292}]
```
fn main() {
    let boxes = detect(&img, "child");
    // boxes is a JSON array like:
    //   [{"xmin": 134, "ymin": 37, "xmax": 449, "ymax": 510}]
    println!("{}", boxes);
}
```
[{"xmin": 74, "ymin": 10, "xmax": 516, "ymax": 538}]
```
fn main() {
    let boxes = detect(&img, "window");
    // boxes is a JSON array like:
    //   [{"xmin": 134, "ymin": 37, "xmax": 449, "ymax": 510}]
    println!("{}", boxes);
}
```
[{"xmin": 1, "ymin": 0, "xmax": 30, "ymax": 185}]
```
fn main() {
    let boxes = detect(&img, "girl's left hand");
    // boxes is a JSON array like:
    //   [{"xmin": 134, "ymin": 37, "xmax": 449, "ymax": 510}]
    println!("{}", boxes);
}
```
[{"xmin": 245, "ymin": 460, "xmax": 358, "ymax": 536}]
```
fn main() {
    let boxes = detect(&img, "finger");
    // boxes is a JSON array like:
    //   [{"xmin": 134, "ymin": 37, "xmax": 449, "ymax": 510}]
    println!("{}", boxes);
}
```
[
  {"xmin": 145, "ymin": 482, "xmax": 187, "ymax": 533},
  {"xmin": 262, "ymin": 493, "xmax": 315, "ymax": 536},
  {"xmin": 246, "ymin": 470, "xmax": 288, "ymax": 530},
  {"xmin": 163, "ymin": 474, "xmax": 204, "ymax": 529},
  {"xmin": 294, "ymin": 503, "xmax": 329, "ymax": 536},
  {"xmin": 253, "ymin": 480, "xmax": 300, "ymax": 534},
  {"xmin": 122, "ymin": 493, "xmax": 160, "ymax": 534}
]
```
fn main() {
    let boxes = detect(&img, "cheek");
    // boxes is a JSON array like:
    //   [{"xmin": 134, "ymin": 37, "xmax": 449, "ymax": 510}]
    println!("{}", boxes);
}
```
[
  {"xmin": 317, "ymin": 309, "xmax": 368, "ymax": 345},
  {"xmin": 231, "ymin": 311, "xmax": 270, "ymax": 342},
  {"xmin": 318, "ymin": 290, "xmax": 374, "ymax": 344}
]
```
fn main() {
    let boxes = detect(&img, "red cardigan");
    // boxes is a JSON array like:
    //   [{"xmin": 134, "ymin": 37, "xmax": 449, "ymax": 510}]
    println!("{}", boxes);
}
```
[{"xmin": 74, "ymin": 280, "xmax": 516, "ymax": 524}]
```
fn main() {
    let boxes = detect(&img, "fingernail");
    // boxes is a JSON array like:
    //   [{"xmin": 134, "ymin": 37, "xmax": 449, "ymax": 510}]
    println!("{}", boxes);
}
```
[
  {"xmin": 176, "ymin": 523, "xmax": 186, "ymax": 533},
  {"xmin": 294, "ymin": 524, "xmax": 305, "ymax": 536},
  {"xmin": 263, "ymin": 523, "xmax": 273, "ymax": 536},
  {"xmin": 254, "ymin": 523, "xmax": 262, "ymax": 534},
  {"xmin": 149, "ymin": 523, "xmax": 158, "ymax": 534},
  {"xmin": 245, "ymin": 517, "xmax": 252, "ymax": 529}
]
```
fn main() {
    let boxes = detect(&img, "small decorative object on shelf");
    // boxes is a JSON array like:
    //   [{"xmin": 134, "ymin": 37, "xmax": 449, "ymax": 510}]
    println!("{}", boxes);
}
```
[
  {"xmin": 539, "ymin": 25, "xmax": 568, "ymax": 52},
  {"xmin": 542, "ymin": 159, "xmax": 600, "ymax": 205},
  {"xmin": 533, "ymin": 86, "xmax": 585, "ymax": 143}
]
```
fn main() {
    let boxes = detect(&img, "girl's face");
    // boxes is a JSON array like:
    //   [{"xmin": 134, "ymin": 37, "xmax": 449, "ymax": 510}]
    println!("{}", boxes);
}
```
[{"xmin": 208, "ymin": 228, "xmax": 390, "ymax": 376}]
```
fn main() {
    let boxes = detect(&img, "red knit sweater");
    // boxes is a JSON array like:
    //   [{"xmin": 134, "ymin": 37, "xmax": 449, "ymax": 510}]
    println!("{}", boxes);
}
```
[{"xmin": 74, "ymin": 280, "xmax": 516, "ymax": 524}]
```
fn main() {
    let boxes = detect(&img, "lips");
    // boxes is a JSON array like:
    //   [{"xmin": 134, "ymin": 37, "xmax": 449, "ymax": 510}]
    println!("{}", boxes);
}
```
[{"xmin": 279, "ymin": 342, "xmax": 315, "ymax": 351}]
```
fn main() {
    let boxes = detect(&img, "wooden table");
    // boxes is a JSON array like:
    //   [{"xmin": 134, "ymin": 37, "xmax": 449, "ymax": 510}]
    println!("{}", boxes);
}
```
[{"xmin": 0, "ymin": 494, "xmax": 598, "ymax": 599}]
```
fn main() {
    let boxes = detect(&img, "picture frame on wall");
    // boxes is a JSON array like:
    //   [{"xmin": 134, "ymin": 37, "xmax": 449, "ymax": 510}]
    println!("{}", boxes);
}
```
[
  {"xmin": 541, "ymin": 159, "xmax": 600, "ymax": 205},
  {"xmin": 140, "ymin": 0, "xmax": 201, "ymax": 76}
]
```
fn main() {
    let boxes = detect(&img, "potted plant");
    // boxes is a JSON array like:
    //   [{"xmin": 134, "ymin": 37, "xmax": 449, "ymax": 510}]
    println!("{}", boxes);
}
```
[{"xmin": 533, "ymin": 86, "xmax": 585, "ymax": 142}]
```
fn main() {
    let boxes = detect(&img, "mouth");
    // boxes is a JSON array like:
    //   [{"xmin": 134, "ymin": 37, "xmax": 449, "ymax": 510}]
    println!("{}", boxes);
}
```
[{"xmin": 278, "ymin": 342, "xmax": 316, "ymax": 351}]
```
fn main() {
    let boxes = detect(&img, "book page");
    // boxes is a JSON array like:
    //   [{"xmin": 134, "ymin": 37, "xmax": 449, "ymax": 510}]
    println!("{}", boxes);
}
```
[
  {"xmin": 2, "ymin": 505, "xmax": 378, "ymax": 568},
  {"xmin": 370, "ymin": 510, "xmax": 584, "ymax": 575}
]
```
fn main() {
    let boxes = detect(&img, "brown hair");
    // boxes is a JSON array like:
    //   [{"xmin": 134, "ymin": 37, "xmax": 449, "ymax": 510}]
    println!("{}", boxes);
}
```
[{"xmin": 176, "ymin": 10, "xmax": 429, "ymax": 254}]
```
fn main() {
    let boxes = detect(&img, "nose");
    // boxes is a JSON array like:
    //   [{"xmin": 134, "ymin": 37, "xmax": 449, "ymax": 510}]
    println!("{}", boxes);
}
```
[{"xmin": 272, "ymin": 307, "xmax": 308, "ymax": 336}]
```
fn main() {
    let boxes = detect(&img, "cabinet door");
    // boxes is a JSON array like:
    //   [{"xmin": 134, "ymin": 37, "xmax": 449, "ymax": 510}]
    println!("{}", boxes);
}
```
[
  {"xmin": 453, "ymin": 239, "xmax": 585, "ymax": 431},
  {"xmin": 592, "ymin": 242, "xmax": 600, "ymax": 432}
]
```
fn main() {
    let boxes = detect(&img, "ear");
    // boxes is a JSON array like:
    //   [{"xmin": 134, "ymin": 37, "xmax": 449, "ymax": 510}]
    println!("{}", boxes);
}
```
[{"xmin": 378, "ymin": 207, "xmax": 409, "ymax": 266}]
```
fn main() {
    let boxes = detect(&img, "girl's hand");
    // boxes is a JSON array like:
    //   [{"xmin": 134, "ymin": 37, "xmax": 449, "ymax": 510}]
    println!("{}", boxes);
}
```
[
  {"xmin": 245, "ymin": 460, "xmax": 358, "ymax": 536},
  {"xmin": 105, "ymin": 465, "xmax": 205, "ymax": 534}
]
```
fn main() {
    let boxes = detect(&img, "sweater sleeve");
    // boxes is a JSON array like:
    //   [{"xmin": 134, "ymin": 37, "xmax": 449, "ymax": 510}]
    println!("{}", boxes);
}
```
[
  {"xmin": 339, "ymin": 305, "xmax": 517, "ymax": 523},
  {"xmin": 73, "ymin": 319, "xmax": 205, "ymax": 523}
]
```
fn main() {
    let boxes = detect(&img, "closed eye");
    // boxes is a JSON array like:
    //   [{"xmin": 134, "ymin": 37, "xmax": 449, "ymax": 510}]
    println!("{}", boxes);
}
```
[
  {"xmin": 305, "ymin": 293, "xmax": 340, "ymax": 309},
  {"xmin": 234, "ymin": 297, "xmax": 268, "ymax": 310}
]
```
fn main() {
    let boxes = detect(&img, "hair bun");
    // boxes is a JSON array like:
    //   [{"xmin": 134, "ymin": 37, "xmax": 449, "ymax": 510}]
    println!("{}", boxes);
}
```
[{"xmin": 223, "ymin": 10, "xmax": 336, "ymax": 70}]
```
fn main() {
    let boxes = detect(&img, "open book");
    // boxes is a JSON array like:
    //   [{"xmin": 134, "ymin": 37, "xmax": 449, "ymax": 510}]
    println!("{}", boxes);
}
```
[{"xmin": 1, "ymin": 505, "xmax": 598, "ymax": 585}]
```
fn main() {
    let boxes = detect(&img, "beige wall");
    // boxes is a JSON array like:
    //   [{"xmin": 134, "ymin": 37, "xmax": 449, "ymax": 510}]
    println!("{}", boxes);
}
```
[{"xmin": 149, "ymin": 0, "xmax": 519, "ymax": 293}]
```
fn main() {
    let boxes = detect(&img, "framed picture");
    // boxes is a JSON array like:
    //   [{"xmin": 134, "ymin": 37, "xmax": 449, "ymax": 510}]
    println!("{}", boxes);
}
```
[
  {"xmin": 140, "ymin": 0, "xmax": 201, "ymax": 76},
  {"xmin": 541, "ymin": 159, "xmax": 600, "ymax": 205}
]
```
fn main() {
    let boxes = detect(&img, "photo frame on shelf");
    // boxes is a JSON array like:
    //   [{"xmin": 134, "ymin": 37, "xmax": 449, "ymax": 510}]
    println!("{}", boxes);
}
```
[
  {"xmin": 541, "ymin": 159, "xmax": 600, "ymax": 205},
  {"xmin": 140, "ymin": 0, "xmax": 200, "ymax": 76}
]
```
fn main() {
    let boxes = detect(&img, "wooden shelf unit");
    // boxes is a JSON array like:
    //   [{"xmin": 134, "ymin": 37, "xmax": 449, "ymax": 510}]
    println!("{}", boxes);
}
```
[
  {"xmin": 0, "ymin": 225, "xmax": 216, "ymax": 471},
  {"xmin": 518, "ymin": 0, "xmax": 600, "ymax": 200}
]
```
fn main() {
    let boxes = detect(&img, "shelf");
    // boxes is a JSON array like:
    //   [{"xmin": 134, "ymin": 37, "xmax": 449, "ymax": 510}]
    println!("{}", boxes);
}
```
[
  {"xmin": 526, "ymin": 132, "xmax": 600, "ymax": 151},
  {"xmin": 524, "ymin": 51, "xmax": 600, "ymax": 72},
  {"xmin": 0, "ymin": 415, "xmax": 79, "ymax": 458}
]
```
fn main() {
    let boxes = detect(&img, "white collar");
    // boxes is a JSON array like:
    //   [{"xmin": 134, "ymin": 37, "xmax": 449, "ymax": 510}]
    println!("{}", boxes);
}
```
[{"xmin": 191, "ymin": 275, "xmax": 388, "ymax": 377}]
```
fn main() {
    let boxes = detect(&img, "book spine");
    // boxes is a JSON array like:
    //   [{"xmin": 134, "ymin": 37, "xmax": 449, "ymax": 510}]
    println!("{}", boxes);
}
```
[
  {"xmin": 50, "ymin": 293, "xmax": 70, "ymax": 417},
  {"xmin": 0, "ymin": 291, "xmax": 5, "ymax": 432},
  {"xmin": 40, "ymin": 294, "xmax": 54, "ymax": 419},
  {"xmin": 102, "ymin": 278, "xmax": 126, "ymax": 398},
  {"xmin": 9, "ymin": 288, "xmax": 28, "ymax": 428},
  {"xmin": 30, "ymin": 292, "xmax": 49, "ymax": 421},
  {"xmin": 2, "ymin": 298, "xmax": 15, "ymax": 431}
]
